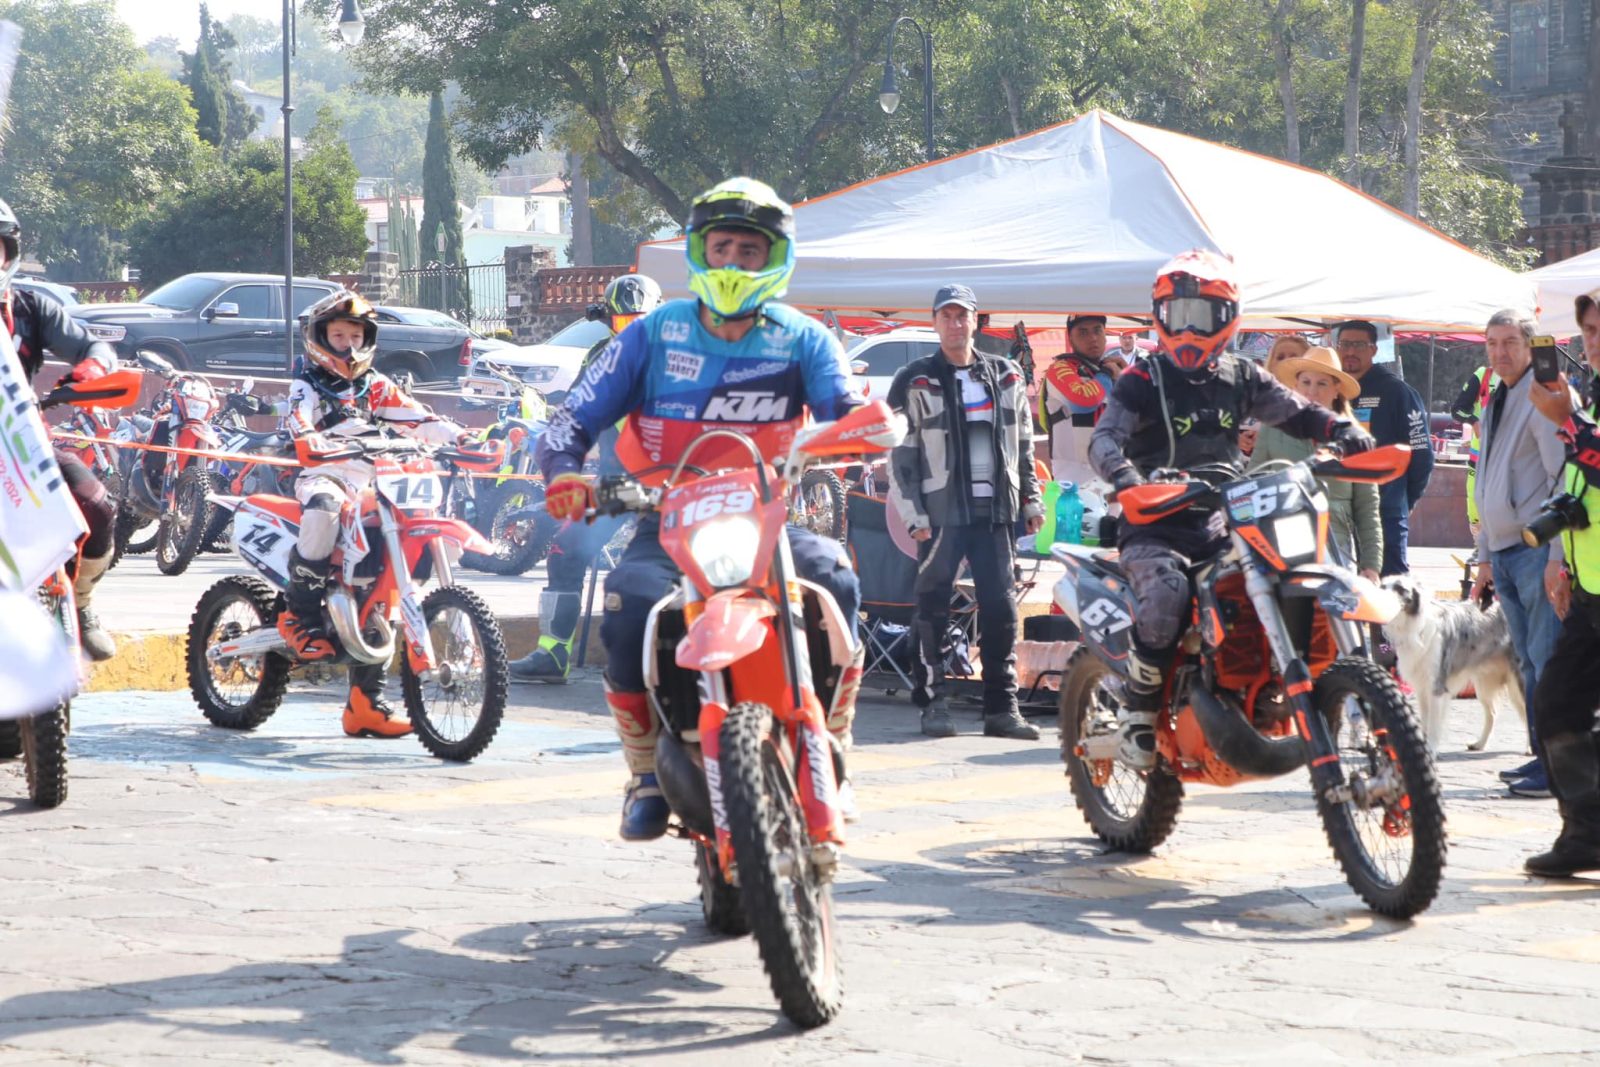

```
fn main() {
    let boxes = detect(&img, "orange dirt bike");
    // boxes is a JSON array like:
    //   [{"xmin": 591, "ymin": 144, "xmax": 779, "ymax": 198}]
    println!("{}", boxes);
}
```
[
  {"xmin": 0, "ymin": 368, "xmax": 145, "ymax": 807},
  {"xmin": 588, "ymin": 400, "xmax": 904, "ymax": 1029},
  {"xmin": 183, "ymin": 428, "xmax": 511, "ymax": 761},
  {"xmin": 1054, "ymin": 444, "xmax": 1446, "ymax": 919}
]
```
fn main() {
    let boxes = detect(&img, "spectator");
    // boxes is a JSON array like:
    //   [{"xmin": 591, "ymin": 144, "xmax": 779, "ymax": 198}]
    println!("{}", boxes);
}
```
[
  {"xmin": 1253, "ymin": 345, "xmax": 1382, "ymax": 580},
  {"xmin": 1265, "ymin": 334, "xmax": 1311, "ymax": 382},
  {"xmin": 1109, "ymin": 329, "xmax": 1139, "ymax": 373},
  {"xmin": 1337, "ymin": 320, "xmax": 1434, "ymax": 575},
  {"xmin": 888, "ymin": 284, "xmax": 1044, "ymax": 740},
  {"xmin": 1468, "ymin": 309, "xmax": 1567, "ymax": 798},
  {"xmin": 1449, "ymin": 363, "xmax": 1497, "ymax": 539},
  {"xmin": 1039, "ymin": 313, "xmax": 1119, "ymax": 485}
]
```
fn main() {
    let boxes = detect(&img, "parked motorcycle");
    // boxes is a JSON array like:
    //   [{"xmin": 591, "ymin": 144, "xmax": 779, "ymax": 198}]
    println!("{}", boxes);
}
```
[
  {"xmin": 184, "ymin": 428, "xmax": 511, "ymax": 762},
  {"xmin": 201, "ymin": 380, "xmax": 295, "ymax": 553},
  {"xmin": 1054, "ymin": 445, "xmax": 1446, "ymax": 918},
  {"xmin": 591, "ymin": 400, "xmax": 904, "ymax": 1029},
  {"xmin": 113, "ymin": 350, "xmax": 223, "ymax": 576},
  {"xmin": 51, "ymin": 399, "xmax": 154, "ymax": 569},
  {"xmin": 458, "ymin": 362, "xmax": 558, "ymax": 575}
]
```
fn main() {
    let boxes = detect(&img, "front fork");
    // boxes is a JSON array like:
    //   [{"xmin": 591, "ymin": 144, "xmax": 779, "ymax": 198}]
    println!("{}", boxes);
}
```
[{"xmin": 382, "ymin": 508, "xmax": 439, "ymax": 675}]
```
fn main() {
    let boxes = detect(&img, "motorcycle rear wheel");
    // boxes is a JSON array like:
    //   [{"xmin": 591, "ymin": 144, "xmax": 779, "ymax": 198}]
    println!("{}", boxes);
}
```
[
  {"xmin": 719, "ymin": 701, "xmax": 843, "ymax": 1029},
  {"xmin": 401, "ymin": 585, "xmax": 508, "ymax": 762},
  {"xmin": 1060, "ymin": 646, "xmax": 1184, "ymax": 853},
  {"xmin": 114, "ymin": 502, "xmax": 159, "ymax": 558},
  {"xmin": 187, "ymin": 575, "xmax": 291, "ymax": 730},
  {"xmin": 1312, "ymin": 657, "xmax": 1446, "ymax": 919},
  {"xmin": 696, "ymin": 838, "xmax": 750, "ymax": 937},
  {"xmin": 462, "ymin": 481, "xmax": 555, "ymax": 575},
  {"xmin": 20, "ymin": 704, "xmax": 69, "ymax": 809},
  {"xmin": 788, "ymin": 470, "xmax": 846, "ymax": 542},
  {"xmin": 156, "ymin": 466, "xmax": 217, "ymax": 576}
]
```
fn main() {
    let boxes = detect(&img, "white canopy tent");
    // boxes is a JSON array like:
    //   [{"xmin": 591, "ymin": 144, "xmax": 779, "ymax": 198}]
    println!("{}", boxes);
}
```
[
  {"xmin": 1529, "ymin": 246, "xmax": 1600, "ymax": 338},
  {"xmin": 638, "ymin": 110, "xmax": 1532, "ymax": 332}
]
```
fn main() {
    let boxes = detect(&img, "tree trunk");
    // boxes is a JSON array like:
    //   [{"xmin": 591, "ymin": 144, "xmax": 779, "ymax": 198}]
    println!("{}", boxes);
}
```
[
  {"xmin": 1266, "ymin": 0, "xmax": 1300, "ymax": 164},
  {"xmin": 566, "ymin": 151, "xmax": 594, "ymax": 268},
  {"xmin": 1344, "ymin": 0, "xmax": 1368, "ymax": 184},
  {"xmin": 1404, "ymin": 0, "xmax": 1441, "ymax": 216},
  {"xmin": 999, "ymin": 72, "xmax": 1024, "ymax": 139}
]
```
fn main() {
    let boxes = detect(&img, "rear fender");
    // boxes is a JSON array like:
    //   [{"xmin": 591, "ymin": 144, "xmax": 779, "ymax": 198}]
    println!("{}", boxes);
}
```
[
  {"xmin": 1282, "ymin": 564, "xmax": 1401, "ymax": 624},
  {"xmin": 676, "ymin": 589, "xmax": 777, "ymax": 672}
]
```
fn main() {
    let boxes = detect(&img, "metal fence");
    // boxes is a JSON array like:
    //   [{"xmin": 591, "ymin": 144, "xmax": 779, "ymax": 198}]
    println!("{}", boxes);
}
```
[{"xmin": 396, "ymin": 261, "xmax": 507, "ymax": 336}]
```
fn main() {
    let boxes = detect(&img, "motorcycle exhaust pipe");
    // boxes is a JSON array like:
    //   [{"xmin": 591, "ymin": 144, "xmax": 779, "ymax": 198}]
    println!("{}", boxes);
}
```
[
  {"xmin": 1188, "ymin": 684, "xmax": 1307, "ymax": 778},
  {"xmin": 655, "ymin": 728, "xmax": 714, "ymax": 840},
  {"xmin": 326, "ymin": 590, "xmax": 396, "ymax": 666}
]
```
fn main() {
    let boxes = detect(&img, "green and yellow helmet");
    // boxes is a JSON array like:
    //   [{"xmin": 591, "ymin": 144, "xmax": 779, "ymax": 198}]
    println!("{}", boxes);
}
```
[{"xmin": 685, "ymin": 177, "xmax": 795, "ymax": 320}]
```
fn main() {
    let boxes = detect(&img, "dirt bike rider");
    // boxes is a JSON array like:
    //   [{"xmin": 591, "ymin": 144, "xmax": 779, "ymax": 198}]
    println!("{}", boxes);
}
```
[
  {"xmin": 536, "ymin": 177, "xmax": 866, "ymax": 841},
  {"xmin": 1087, "ymin": 249, "xmax": 1375, "ymax": 769},
  {"xmin": 508, "ymin": 272, "xmax": 663, "ymax": 683},
  {"xmin": 278, "ymin": 289, "xmax": 471, "ymax": 739},
  {"xmin": 0, "ymin": 199, "xmax": 121, "ymax": 662}
]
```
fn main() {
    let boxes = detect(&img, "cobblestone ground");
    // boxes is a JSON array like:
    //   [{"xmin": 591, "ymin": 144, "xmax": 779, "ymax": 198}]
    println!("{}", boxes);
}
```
[{"xmin": 0, "ymin": 673, "xmax": 1596, "ymax": 1065}]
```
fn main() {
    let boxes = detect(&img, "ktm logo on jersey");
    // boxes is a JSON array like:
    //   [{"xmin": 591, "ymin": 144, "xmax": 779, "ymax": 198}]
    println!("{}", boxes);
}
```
[{"xmin": 702, "ymin": 391, "xmax": 790, "ymax": 422}]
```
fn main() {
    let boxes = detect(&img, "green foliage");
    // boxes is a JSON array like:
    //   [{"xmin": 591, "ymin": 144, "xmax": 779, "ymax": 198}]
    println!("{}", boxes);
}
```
[
  {"xmin": 129, "ymin": 115, "xmax": 368, "ymax": 287},
  {"xmin": 182, "ymin": 4, "xmax": 257, "ymax": 152},
  {"xmin": 0, "ymin": 0, "xmax": 207, "ymax": 280},
  {"xmin": 419, "ymin": 92, "xmax": 471, "ymax": 315}
]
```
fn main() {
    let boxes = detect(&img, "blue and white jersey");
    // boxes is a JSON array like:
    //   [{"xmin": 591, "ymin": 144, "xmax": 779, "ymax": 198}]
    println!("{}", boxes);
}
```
[{"xmin": 537, "ymin": 298, "xmax": 861, "ymax": 482}]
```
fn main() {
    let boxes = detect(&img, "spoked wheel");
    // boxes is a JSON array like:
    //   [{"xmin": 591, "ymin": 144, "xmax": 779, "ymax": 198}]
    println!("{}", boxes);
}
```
[
  {"xmin": 1059, "ymin": 646, "xmax": 1183, "ymax": 853},
  {"xmin": 788, "ymin": 470, "xmax": 845, "ymax": 541},
  {"xmin": 719, "ymin": 701, "xmax": 843, "ymax": 1029},
  {"xmin": 156, "ymin": 466, "xmax": 217, "ymax": 576},
  {"xmin": 401, "ymin": 586, "xmax": 509, "ymax": 761},
  {"xmin": 115, "ymin": 502, "xmax": 160, "ymax": 558},
  {"xmin": 1312, "ymin": 657, "xmax": 1446, "ymax": 919},
  {"xmin": 20, "ymin": 704, "xmax": 69, "ymax": 809},
  {"xmin": 187, "ymin": 575, "xmax": 291, "ymax": 730},
  {"xmin": 462, "ymin": 482, "xmax": 555, "ymax": 575},
  {"xmin": 696, "ymin": 838, "xmax": 750, "ymax": 936}
]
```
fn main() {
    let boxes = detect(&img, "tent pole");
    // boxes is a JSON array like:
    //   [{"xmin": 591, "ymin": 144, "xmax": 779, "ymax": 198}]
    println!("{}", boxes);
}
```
[{"xmin": 1426, "ymin": 334, "xmax": 1436, "ymax": 416}]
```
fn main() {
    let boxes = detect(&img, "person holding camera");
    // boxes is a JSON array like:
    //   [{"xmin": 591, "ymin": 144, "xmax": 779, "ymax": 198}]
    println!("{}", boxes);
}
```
[
  {"xmin": 1521, "ymin": 289, "xmax": 1600, "ymax": 874},
  {"xmin": 1467, "ymin": 309, "xmax": 1569, "ymax": 798}
]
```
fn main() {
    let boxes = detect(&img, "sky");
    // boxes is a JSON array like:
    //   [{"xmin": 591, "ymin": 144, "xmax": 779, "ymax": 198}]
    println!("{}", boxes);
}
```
[{"xmin": 114, "ymin": 0, "xmax": 285, "ymax": 45}]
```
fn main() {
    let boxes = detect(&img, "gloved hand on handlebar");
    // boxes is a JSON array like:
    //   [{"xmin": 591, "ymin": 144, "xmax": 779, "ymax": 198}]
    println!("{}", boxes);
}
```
[
  {"xmin": 1328, "ymin": 419, "xmax": 1375, "ymax": 456},
  {"xmin": 544, "ymin": 473, "xmax": 594, "ymax": 522},
  {"xmin": 69, "ymin": 349, "xmax": 116, "ymax": 382},
  {"xmin": 1110, "ymin": 466, "xmax": 1145, "ymax": 494}
]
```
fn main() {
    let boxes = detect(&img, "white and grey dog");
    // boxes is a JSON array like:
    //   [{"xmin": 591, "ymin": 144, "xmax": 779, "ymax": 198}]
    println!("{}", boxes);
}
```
[{"xmin": 1381, "ymin": 575, "xmax": 1527, "ymax": 753}]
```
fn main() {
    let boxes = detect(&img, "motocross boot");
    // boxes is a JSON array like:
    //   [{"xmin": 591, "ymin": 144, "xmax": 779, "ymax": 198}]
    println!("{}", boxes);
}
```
[
  {"xmin": 342, "ymin": 662, "xmax": 413, "ymax": 739},
  {"xmin": 72, "ymin": 549, "xmax": 117, "ymax": 662},
  {"xmin": 276, "ymin": 549, "xmax": 337, "ymax": 662},
  {"xmin": 827, "ymin": 645, "xmax": 865, "ymax": 822},
  {"xmin": 508, "ymin": 591, "xmax": 580, "ymax": 683},
  {"xmin": 606, "ymin": 684, "xmax": 668, "ymax": 840},
  {"xmin": 1117, "ymin": 646, "xmax": 1165, "ymax": 770},
  {"xmin": 1525, "ymin": 732, "xmax": 1600, "ymax": 877}
]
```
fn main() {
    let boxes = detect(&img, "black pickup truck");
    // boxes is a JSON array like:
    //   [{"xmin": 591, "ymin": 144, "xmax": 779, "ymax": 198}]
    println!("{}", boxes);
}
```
[{"xmin": 69, "ymin": 273, "xmax": 476, "ymax": 383}]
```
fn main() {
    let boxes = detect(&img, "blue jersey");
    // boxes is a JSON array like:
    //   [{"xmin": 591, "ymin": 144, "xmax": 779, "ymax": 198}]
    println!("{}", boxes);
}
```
[{"xmin": 537, "ymin": 299, "xmax": 860, "ymax": 482}]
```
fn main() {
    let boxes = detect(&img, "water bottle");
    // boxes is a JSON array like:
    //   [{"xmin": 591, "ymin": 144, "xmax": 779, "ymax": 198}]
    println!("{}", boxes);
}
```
[{"xmin": 1060, "ymin": 481, "xmax": 1084, "ymax": 544}]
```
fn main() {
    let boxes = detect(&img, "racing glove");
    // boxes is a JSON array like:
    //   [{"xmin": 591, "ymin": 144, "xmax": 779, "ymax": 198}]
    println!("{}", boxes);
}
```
[
  {"xmin": 69, "ymin": 349, "xmax": 116, "ymax": 382},
  {"xmin": 1329, "ymin": 419, "xmax": 1375, "ymax": 456},
  {"xmin": 544, "ymin": 473, "xmax": 594, "ymax": 522},
  {"xmin": 1110, "ymin": 466, "xmax": 1144, "ymax": 494}
]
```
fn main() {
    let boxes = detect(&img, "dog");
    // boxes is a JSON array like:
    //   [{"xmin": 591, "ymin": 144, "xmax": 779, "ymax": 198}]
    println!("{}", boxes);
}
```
[{"xmin": 1381, "ymin": 575, "xmax": 1527, "ymax": 753}]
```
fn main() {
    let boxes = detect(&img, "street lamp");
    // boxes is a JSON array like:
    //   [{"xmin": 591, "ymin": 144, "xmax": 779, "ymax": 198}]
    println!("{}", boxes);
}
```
[
  {"xmin": 878, "ymin": 16, "xmax": 934, "ymax": 162},
  {"xmin": 282, "ymin": 0, "xmax": 366, "ymax": 373}
]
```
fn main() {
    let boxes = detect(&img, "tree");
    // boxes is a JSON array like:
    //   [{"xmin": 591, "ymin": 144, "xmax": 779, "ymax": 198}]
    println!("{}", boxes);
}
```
[
  {"xmin": 184, "ymin": 5, "xmax": 257, "ymax": 154},
  {"xmin": 1263, "ymin": 0, "xmax": 1301, "ymax": 163},
  {"xmin": 418, "ymin": 91, "xmax": 470, "ymax": 316},
  {"xmin": 129, "ymin": 116, "xmax": 368, "ymax": 287},
  {"xmin": 0, "ymin": 0, "xmax": 207, "ymax": 279},
  {"xmin": 1344, "ymin": 0, "xmax": 1367, "ymax": 182}
]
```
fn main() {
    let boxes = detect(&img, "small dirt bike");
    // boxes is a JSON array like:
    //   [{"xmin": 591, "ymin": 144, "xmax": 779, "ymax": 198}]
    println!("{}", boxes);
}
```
[
  {"xmin": 1055, "ymin": 445, "xmax": 1446, "ymax": 919},
  {"xmin": 591, "ymin": 400, "xmax": 903, "ymax": 1029},
  {"xmin": 459, "ymin": 362, "xmax": 558, "ymax": 575},
  {"xmin": 0, "ymin": 368, "xmax": 145, "ymax": 806},
  {"xmin": 114, "ymin": 350, "xmax": 223, "ymax": 576},
  {"xmin": 184, "ymin": 429, "xmax": 511, "ymax": 761}
]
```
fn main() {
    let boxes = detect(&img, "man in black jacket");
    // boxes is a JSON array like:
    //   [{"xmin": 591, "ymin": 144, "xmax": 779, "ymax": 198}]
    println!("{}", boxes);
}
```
[
  {"xmin": 887, "ymin": 284, "xmax": 1044, "ymax": 739},
  {"xmin": 1338, "ymin": 320, "xmax": 1434, "ymax": 576},
  {"xmin": 1, "ymin": 200, "xmax": 121, "ymax": 660}
]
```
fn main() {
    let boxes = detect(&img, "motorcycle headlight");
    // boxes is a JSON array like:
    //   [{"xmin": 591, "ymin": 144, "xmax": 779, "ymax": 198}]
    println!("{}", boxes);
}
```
[
  {"xmin": 689, "ymin": 516, "xmax": 760, "ymax": 588},
  {"xmin": 1272, "ymin": 512, "xmax": 1317, "ymax": 563}
]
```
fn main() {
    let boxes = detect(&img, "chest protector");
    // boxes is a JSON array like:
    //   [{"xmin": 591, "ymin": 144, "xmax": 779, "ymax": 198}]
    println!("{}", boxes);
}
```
[{"xmin": 1124, "ymin": 356, "xmax": 1247, "ymax": 474}]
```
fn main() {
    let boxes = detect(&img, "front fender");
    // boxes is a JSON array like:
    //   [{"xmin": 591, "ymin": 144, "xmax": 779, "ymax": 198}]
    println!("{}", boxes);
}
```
[
  {"xmin": 676, "ymin": 590, "xmax": 777, "ymax": 672},
  {"xmin": 401, "ymin": 516, "xmax": 493, "ymax": 555},
  {"xmin": 1282, "ymin": 564, "xmax": 1400, "ymax": 624}
]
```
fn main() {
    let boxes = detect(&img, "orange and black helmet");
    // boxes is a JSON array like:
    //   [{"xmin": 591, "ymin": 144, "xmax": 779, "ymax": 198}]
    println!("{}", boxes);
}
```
[
  {"xmin": 303, "ymin": 289, "xmax": 379, "ymax": 381},
  {"xmin": 1151, "ymin": 249, "xmax": 1239, "ymax": 376}
]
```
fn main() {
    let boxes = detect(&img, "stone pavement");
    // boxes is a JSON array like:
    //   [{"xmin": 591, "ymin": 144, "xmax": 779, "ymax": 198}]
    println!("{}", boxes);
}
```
[{"xmin": 1, "ymin": 669, "xmax": 1597, "ymax": 1065}]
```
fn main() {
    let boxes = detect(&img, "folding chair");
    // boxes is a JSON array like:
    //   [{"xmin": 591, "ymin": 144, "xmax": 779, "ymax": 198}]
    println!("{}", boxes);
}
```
[{"xmin": 845, "ymin": 490, "xmax": 919, "ymax": 692}]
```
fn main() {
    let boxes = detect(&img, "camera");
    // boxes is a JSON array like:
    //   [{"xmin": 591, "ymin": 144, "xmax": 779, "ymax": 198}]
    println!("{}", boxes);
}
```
[{"xmin": 1522, "ymin": 492, "xmax": 1590, "ymax": 548}]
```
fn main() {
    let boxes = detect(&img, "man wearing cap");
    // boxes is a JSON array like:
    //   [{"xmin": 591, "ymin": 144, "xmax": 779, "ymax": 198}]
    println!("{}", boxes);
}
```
[
  {"xmin": 887, "ymin": 284, "xmax": 1045, "ymax": 739},
  {"xmin": 1040, "ymin": 314, "xmax": 1122, "ymax": 486}
]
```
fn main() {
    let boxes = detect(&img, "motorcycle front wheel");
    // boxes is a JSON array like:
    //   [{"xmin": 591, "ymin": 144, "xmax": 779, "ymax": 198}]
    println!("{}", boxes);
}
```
[
  {"xmin": 401, "ymin": 585, "xmax": 508, "ymax": 762},
  {"xmin": 20, "ymin": 704, "xmax": 69, "ymax": 809},
  {"xmin": 156, "ymin": 466, "xmax": 217, "ymax": 576},
  {"xmin": 719, "ymin": 701, "xmax": 843, "ymax": 1029},
  {"xmin": 1312, "ymin": 657, "xmax": 1446, "ymax": 919},
  {"xmin": 1059, "ymin": 646, "xmax": 1184, "ymax": 853},
  {"xmin": 462, "ymin": 481, "xmax": 555, "ymax": 575}
]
